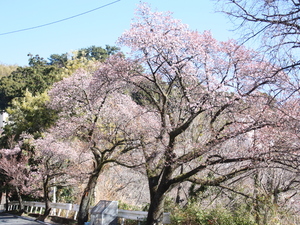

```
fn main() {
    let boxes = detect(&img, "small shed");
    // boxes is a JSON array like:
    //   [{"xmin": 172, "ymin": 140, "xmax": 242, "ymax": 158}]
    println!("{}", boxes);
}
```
[{"xmin": 90, "ymin": 200, "xmax": 118, "ymax": 225}]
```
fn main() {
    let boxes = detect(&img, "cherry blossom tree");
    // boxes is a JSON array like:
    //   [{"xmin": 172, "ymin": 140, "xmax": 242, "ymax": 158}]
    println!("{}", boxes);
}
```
[
  {"xmin": 117, "ymin": 3, "xmax": 288, "ymax": 224},
  {"xmin": 47, "ymin": 55, "xmax": 155, "ymax": 225},
  {"xmin": 28, "ymin": 132, "xmax": 81, "ymax": 220},
  {"xmin": 0, "ymin": 134, "xmax": 76, "ymax": 217},
  {"xmin": 0, "ymin": 146, "xmax": 34, "ymax": 211},
  {"xmin": 217, "ymin": 0, "xmax": 300, "ymax": 101},
  {"xmin": 208, "ymin": 1, "xmax": 300, "ymax": 220},
  {"xmin": 228, "ymin": 98, "xmax": 300, "ymax": 224}
]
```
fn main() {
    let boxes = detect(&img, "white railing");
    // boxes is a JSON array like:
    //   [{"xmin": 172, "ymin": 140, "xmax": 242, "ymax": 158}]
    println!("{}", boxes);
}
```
[
  {"xmin": 4, "ymin": 201, "xmax": 79, "ymax": 220},
  {"xmin": 3, "ymin": 201, "xmax": 171, "ymax": 224}
]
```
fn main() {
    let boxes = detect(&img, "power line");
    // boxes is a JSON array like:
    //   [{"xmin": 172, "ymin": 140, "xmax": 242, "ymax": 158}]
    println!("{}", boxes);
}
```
[{"xmin": 0, "ymin": 0, "xmax": 121, "ymax": 36}]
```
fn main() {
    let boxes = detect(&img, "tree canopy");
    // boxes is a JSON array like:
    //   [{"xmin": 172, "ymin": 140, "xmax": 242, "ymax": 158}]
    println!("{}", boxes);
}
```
[
  {"xmin": 1, "ymin": 3, "xmax": 300, "ymax": 225},
  {"xmin": 0, "ymin": 64, "xmax": 17, "ymax": 78},
  {"xmin": 116, "ymin": 3, "xmax": 291, "ymax": 224},
  {"xmin": 0, "ymin": 55, "xmax": 63, "ymax": 111},
  {"xmin": 218, "ymin": 0, "xmax": 300, "ymax": 99},
  {"xmin": 0, "ymin": 45, "xmax": 120, "ymax": 111}
]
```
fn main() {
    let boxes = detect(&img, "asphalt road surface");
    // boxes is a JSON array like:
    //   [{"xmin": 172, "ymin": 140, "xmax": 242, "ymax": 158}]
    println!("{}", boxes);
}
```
[{"xmin": 0, "ymin": 213, "xmax": 45, "ymax": 225}]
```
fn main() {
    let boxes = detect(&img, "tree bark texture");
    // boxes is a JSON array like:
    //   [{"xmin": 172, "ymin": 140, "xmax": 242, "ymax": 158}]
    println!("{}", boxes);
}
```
[
  {"xmin": 77, "ymin": 165, "xmax": 102, "ymax": 225},
  {"xmin": 15, "ymin": 186, "xmax": 24, "ymax": 211},
  {"xmin": 40, "ymin": 176, "xmax": 51, "ymax": 221},
  {"xmin": 146, "ymin": 174, "xmax": 171, "ymax": 225}
]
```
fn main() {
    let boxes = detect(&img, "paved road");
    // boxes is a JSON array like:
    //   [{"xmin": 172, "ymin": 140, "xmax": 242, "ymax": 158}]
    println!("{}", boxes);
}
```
[{"xmin": 0, "ymin": 213, "xmax": 45, "ymax": 225}]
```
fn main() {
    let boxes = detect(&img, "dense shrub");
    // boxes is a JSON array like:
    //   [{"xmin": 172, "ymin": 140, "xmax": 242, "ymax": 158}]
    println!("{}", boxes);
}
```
[{"xmin": 165, "ymin": 199, "xmax": 256, "ymax": 225}]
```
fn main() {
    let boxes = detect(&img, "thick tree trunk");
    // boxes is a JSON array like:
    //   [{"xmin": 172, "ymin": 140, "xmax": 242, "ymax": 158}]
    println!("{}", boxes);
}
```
[
  {"xmin": 38, "ymin": 176, "xmax": 51, "ymax": 221},
  {"xmin": 146, "ymin": 189, "xmax": 166, "ymax": 225},
  {"xmin": 146, "ymin": 144, "xmax": 175, "ymax": 225},
  {"xmin": 77, "ymin": 165, "xmax": 102, "ymax": 225},
  {"xmin": 15, "ymin": 186, "xmax": 24, "ymax": 212},
  {"xmin": 146, "ymin": 174, "xmax": 171, "ymax": 225},
  {"xmin": 44, "ymin": 178, "xmax": 51, "ymax": 217}
]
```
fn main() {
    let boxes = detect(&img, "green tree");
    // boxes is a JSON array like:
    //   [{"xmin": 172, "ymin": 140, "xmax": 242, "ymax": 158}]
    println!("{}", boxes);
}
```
[
  {"xmin": 0, "ymin": 45, "xmax": 120, "ymax": 111},
  {"xmin": 76, "ymin": 45, "xmax": 120, "ymax": 61},
  {"xmin": 0, "ymin": 64, "xmax": 17, "ymax": 78},
  {"xmin": 0, "ymin": 54, "xmax": 64, "ymax": 111},
  {"xmin": 0, "ymin": 91, "xmax": 58, "ymax": 148},
  {"xmin": 48, "ymin": 45, "xmax": 120, "ymax": 68},
  {"xmin": 48, "ymin": 53, "xmax": 68, "ymax": 68}
]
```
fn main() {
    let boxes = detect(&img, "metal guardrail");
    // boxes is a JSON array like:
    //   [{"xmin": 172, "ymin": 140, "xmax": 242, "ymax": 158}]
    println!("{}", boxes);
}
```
[
  {"xmin": 91, "ymin": 200, "xmax": 118, "ymax": 225},
  {"xmin": 3, "ymin": 201, "xmax": 171, "ymax": 224},
  {"xmin": 118, "ymin": 209, "xmax": 170, "ymax": 224}
]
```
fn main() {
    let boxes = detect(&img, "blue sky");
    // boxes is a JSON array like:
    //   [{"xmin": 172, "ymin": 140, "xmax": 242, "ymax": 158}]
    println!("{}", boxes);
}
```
[{"xmin": 0, "ymin": 0, "xmax": 236, "ymax": 66}]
